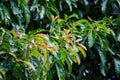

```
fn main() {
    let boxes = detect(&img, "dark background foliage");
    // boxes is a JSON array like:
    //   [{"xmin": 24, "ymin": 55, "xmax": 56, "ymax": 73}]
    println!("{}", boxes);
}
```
[{"xmin": 0, "ymin": 0, "xmax": 120, "ymax": 80}]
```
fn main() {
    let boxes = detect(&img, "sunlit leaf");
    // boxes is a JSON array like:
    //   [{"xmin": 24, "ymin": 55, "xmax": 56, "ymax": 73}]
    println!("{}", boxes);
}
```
[
  {"xmin": 0, "ymin": 68, "xmax": 5, "ymax": 78},
  {"xmin": 88, "ymin": 17, "xmax": 93, "ymax": 22},
  {"xmin": 36, "ymin": 33, "xmax": 48, "ymax": 40},
  {"xmin": 11, "ymin": 30, "xmax": 18, "ymax": 38},
  {"xmin": 75, "ymin": 53, "xmax": 81, "ymax": 65},
  {"xmin": 57, "ymin": 18, "xmax": 64, "ymax": 23},
  {"xmin": 78, "ymin": 43, "xmax": 87, "ymax": 51},
  {"xmin": 0, "ymin": 51, "xmax": 16, "ymax": 59},
  {"xmin": 47, "ymin": 46, "xmax": 56, "ymax": 53},
  {"xmin": 31, "ymin": 47, "xmax": 40, "ymax": 58},
  {"xmin": 78, "ymin": 46, "xmax": 86, "ymax": 58},
  {"xmin": 21, "ymin": 60, "xmax": 35, "ymax": 71}
]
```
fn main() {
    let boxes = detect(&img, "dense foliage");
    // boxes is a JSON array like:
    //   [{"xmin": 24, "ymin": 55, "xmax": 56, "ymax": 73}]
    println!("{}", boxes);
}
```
[{"xmin": 0, "ymin": 0, "xmax": 120, "ymax": 80}]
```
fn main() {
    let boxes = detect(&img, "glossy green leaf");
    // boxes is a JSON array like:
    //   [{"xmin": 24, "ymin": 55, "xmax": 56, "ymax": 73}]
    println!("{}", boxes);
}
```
[
  {"xmin": 114, "ymin": 58, "xmax": 120, "ymax": 77},
  {"xmin": 108, "ymin": 47, "xmax": 115, "ymax": 55},
  {"xmin": 39, "ymin": 6, "xmax": 45, "ymax": 19},
  {"xmin": 21, "ymin": 0, "xmax": 28, "ymax": 5},
  {"xmin": 98, "ymin": 36, "xmax": 109, "ymax": 52},
  {"xmin": 101, "ymin": 0, "xmax": 108, "ymax": 13},
  {"xmin": 117, "ymin": 33, "xmax": 120, "ymax": 41},
  {"xmin": 99, "ymin": 64, "xmax": 108, "ymax": 77},
  {"xmin": 0, "ymin": 51, "xmax": 16, "ymax": 59},
  {"xmin": 1, "ymin": 4, "xmax": 10, "ymax": 24},
  {"xmin": 88, "ymin": 30, "xmax": 95, "ymax": 48},
  {"xmin": 117, "ymin": 0, "xmax": 120, "ymax": 7},
  {"xmin": 21, "ymin": 60, "xmax": 35, "ymax": 71},
  {"xmin": 0, "ymin": 28, "xmax": 5, "ymax": 45},
  {"xmin": 49, "ymin": 1, "xmax": 59, "ymax": 16},
  {"xmin": 102, "ymin": 39, "xmax": 109, "ymax": 52},
  {"xmin": 21, "ymin": 4, "xmax": 30, "ymax": 25},
  {"xmin": 98, "ymin": 36, "xmax": 103, "ymax": 49},
  {"xmin": 97, "ymin": 46, "xmax": 107, "ymax": 76},
  {"xmin": 97, "ymin": 47, "xmax": 106, "ymax": 66},
  {"xmin": 66, "ymin": 57, "xmax": 72, "ymax": 73},
  {"xmin": 65, "ymin": 0, "xmax": 72, "ymax": 11},
  {"xmin": 106, "ymin": 28, "xmax": 115, "ymax": 38},
  {"xmin": 67, "ymin": 14, "xmax": 78, "ymax": 20},
  {"xmin": 55, "ymin": 63, "xmax": 65, "ymax": 80},
  {"xmin": 31, "ymin": 47, "xmax": 40, "ymax": 58},
  {"xmin": 10, "ymin": 0, "xmax": 21, "ymax": 14}
]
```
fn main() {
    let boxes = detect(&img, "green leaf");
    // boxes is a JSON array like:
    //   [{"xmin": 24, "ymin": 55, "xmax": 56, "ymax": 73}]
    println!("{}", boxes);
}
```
[
  {"xmin": 101, "ymin": 0, "xmax": 108, "ymax": 13},
  {"xmin": 0, "ymin": 28, "xmax": 5, "ymax": 45},
  {"xmin": 65, "ymin": 0, "xmax": 72, "ymax": 11},
  {"xmin": 88, "ymin": 30, "xmax": 95, "ymax": 48},
  {"xmin": 98, "ymin": 36, "xmax": 103, "ymax": 49},
  {"xmin": 21, "ymin": 4, "xmax": 30, "ymax": 25},
  {"xmin": 117, "ymin": 0, "xmax": 120, "ymax": 7},
  {"xmin": 0, "ymin": 51, "xmax": 16, "ymax": 59},
  {"xmin": 97, "ymin": 47, "xmax": 106, "ymax": 66},
  {"xmin": 21, "ymin": 0, "xmax": 28, "ymax": 5},
  {"xmin": 55, "ymin": 63, "xmax": 65, "ymax": 80},
  {"xmin": 39, "ymin": 6, "xmax": 45, "ymax": 19},
  {"xmin": 10, "ymin": 0, "xmax": 21, "ymax": 14},
  {"xmin": 7, "ymin": 52, "xmax": 17, "ymax": 59},
  {"xmin": 97, "ymin": 46, "xmax": 107, "ymax": 76},
  {"xmin": 114, "ymin": 58, "xmax": 120, "ymax": 77},
  {"xmin": 99, "ymin": 64, "xmax": 108, "ymax": 77},
  {"xmin": 21, "ymin": 60, "xmax": 35, "ymax": 71},
  {"xmin": 117, "ymin": 33, "xmax": 120, "ymax": 41},
  {"xmin": 49, "ymin": 1, "xmax": 59, "ymax": 16},
  {"xmin": 108, "ymin": 47, "xmax": 115, "ymax": 55},
  {"xmin": 68, "ymin": 14, "xmax": 78, "ymax": 19},
  {"xmin": 0, "ymin": 4, "xmax": 5, "ymax": 20},
  {"xmin": 1, "ymin": 4, "xmax": 10, "ymax": 24},
  {"xmin": 106, "ymin": 28, "xmax": 115, "ymax": 38},
  {"xmin": 102, "ymin": 39, "xmax": 109, "ymax": 52},
  {"xmin": 0, "ymin": 67, "xmax": 5, "ymax": 78},
  {"xmin": 98, "ymin": 36, "xmax": 108, "ymax": 52},
  {"xmin": 31, "ymin": 47, "xmax": 40, "ymax": 58},
  {"xmin": 65, "ymin": 57, "xmax": 72, "ymax": 73}
]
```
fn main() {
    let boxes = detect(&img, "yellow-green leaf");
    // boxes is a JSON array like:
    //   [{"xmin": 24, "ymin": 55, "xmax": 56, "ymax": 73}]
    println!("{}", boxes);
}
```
[
  {"xmin": 78, "ymin": 46, "xmax": 86, "ymax": 58},
  {"xmin": 21, "ymin": 61, "xmax": 35, "ymax": 71},
  {"xmin": 75, "ymin": 53, "xmax": 81, "ymax": 65}
]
